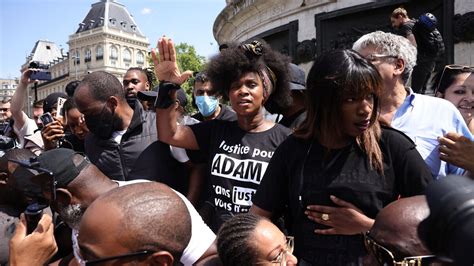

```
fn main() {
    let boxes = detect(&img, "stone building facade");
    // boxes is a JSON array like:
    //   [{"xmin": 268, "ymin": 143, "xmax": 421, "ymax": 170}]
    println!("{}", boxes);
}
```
[
  {"xmin": 0, "ymin": 78, "xmax": 18, "ymax": 101},
  {"xmin": 21, "ymin": 0, "xmax": 149, "ymax": 112},
  {"xmin": 214, "ymin": 0, "xmax": 474, "ymax": 72}
]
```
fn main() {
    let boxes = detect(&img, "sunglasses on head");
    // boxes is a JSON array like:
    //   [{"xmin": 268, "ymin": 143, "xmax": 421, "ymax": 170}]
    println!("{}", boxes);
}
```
[
  {"xmin": 436, "ymin": 64, "xmax": 474, "ymax": 94},
  {"xmin": 364, "ymin": 232, "xmax": 446, "ymax": 266}
]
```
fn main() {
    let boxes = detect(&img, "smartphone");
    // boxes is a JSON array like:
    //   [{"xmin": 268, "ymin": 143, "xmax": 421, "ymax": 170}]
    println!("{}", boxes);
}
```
[
  {"xmin": 56, "ymin": 97, "xmax": 67, "ymax": 120},
  {"xmin": 30, "ymin": 71, "xmax": 52, "ymax": 81},
  {"xmin": 25, "ymin": 203, "xmax": 45, "ymax": 234},
  {"xmin": 40, "ymin": 112, "xmax": 54, "ymax": 126}
]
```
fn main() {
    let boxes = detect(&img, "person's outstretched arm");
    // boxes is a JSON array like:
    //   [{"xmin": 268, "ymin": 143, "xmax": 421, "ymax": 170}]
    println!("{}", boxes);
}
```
[
  {"xmin": 152, "ymin": 36, "xmax": 198, "ymax": 150},
  {"xmin": 11, "ymin": 69, "xmax": 34, "ymax": 130}
]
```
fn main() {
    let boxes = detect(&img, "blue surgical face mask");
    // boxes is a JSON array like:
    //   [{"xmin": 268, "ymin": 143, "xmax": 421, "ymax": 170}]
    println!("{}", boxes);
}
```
[{"xmin": 195, "ymin": 95, "xmax": 218, "ymax": 117}]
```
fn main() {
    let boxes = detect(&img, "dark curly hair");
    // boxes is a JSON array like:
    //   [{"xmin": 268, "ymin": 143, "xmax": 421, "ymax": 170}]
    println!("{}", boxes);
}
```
[
  {"xmin": 206, "ymin": 40, "xmax": 292, "ymax": 113},
  {"xmin": 217, "ymin": 213, "xmax": 265, "ymax": 266}
]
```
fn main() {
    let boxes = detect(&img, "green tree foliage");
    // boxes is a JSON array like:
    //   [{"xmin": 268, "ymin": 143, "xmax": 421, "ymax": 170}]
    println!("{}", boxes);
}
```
[{"xmin": 147, "ymin": 42, "xmax": 206, "ymax": 114}]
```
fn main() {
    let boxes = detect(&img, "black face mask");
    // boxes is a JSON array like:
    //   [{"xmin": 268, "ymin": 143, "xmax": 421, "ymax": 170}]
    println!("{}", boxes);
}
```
[{"xmin": 85, "ymin": 103, "xmax": 123, "ymax": 139}]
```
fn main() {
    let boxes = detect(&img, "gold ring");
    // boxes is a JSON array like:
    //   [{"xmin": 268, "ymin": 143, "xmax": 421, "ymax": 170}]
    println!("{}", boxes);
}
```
[{"xmin": 321, "ymin": 213, "xmax": 330, "ymax": 221}]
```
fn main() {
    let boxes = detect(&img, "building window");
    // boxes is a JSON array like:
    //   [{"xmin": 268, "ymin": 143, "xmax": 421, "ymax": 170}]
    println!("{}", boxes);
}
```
[
  {"xmin": 85, "ymin": 48, "xmax": 92, "ymax": 63},
  {"xmin": 110, "ymin": 46, "xmax": 118, "ymax": 60},
  {"xmin": 74, "ymin": 50, "xmax": 80, "ymax": 65},
  {"xmin": 123, "ymin": 48, "xmax": 131, "ymax": 62},
  {"xmin": 136, "ymin": 51, "xmax": 144, "ymax": 65},
  {"xmin": 96, "ymin": 45, "xmax": 103, "ymax": 60}
]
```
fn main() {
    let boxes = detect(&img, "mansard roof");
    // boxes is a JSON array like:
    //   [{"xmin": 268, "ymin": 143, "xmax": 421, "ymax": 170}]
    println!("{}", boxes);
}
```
[
  {"xmin": 76, "ymin": 0, "xmax": 145, "ymax": 37},
  {"xmin": 26, "ymin": 40, "xmax": 63, "ymax": 64}
]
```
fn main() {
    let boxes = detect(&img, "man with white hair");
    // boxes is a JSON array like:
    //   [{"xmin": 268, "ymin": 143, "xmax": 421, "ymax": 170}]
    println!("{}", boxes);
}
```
[{"xmin": 353, "ymin": 31, "xmax": 473, "ymax": 178}]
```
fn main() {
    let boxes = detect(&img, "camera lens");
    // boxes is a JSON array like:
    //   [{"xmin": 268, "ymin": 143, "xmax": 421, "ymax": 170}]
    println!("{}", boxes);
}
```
[{"xmin": 418, "ymin": 175, "xmax": 474, "ymax": 264}]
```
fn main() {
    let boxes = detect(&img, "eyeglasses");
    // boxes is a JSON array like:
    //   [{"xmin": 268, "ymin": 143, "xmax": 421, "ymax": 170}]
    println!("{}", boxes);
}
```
[
  {"xmin": 73, "ymin": 236, "xmax": 155, "ymax": 266},
  {"xmin": 365, "ymin": 54, "xmax": 399, "ymax": 62},
  {"xmin": 364, "ymin": 232, "xmax": 440, "ymax": 266},
  {"xmin": 256, "ymin": 236, "xmax": 294, "ymax": 266},
  {"xmin": 435, "ymin": 64, "xmax": 474, "ymax": 94}
]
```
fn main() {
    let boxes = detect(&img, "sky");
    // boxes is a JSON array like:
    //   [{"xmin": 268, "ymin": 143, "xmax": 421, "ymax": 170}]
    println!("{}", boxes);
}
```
[{"xmin": 0, "ymin": 0, "xmax": 226, "ymax": 79}]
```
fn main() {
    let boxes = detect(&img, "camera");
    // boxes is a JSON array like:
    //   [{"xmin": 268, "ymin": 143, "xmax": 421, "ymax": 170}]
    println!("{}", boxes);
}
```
[
  {"xmin": 25, "ymin": 202, "xmax": 47, "ymax": 234},
  {"xmin": 418, "ymin": 175, "xmax": 474, "ymax": 265},
  {"xmin": 40, "ymin": 112, "xmax": 54, "ymax": 126},
  {"xmin": 29, "ymin": 61, "xmax": 51, "ymax": 81}
]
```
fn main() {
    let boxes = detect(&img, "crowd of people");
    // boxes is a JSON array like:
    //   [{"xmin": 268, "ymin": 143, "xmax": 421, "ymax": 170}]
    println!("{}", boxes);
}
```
[{"xmin": 1, "ymin": 6, "xmax": 474, "ymax": 266}]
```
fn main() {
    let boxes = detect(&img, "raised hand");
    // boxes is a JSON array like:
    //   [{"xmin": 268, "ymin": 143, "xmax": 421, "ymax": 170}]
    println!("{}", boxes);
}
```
[{"xmin": 151, "ymin": 36, "xmax": 193, "ymax": 85}]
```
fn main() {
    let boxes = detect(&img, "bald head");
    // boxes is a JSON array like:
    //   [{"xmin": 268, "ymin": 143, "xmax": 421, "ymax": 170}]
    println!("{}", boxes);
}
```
[
  {"xmin": 370, "ymin": 196, "xmax": 430, "ymax": 258},
  {"xmin": 79, "ymin": 182, "xmax": 191, "ymax": 262}
]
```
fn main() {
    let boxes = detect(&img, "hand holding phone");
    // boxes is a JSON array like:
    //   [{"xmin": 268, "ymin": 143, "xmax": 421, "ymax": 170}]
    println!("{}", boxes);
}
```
[
  {"xmin": 9, "ymin": 212, "xmax": 58, "ymax": 265},
  {"xmin": 25, "ymin": 203, "xmax": 47, "ymax": 234},
  {"xmin": 40, "ymin": 112, "xmax": 54, "ymax": 127}
]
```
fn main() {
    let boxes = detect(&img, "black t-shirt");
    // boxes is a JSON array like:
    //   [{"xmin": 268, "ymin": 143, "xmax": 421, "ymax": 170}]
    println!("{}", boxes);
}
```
[
  {"xmin": 191, "ymin": 104, "xmax": 237, "ymax": 122},
  {"xmin": 190, "ymin": 120, "xmax": 291, "ymax": 227},
  {"xmin": 253, "ymin": 127, "xmax": 431, "ymax": 265}
]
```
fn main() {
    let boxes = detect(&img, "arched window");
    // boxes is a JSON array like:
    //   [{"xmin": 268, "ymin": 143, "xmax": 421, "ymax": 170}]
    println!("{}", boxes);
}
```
[
  {"xmin": 96, "ymin": 45, "xmax": 103, "ymax": 60},
  {"xmin": 136, "ymin": 51, "xmax": 144, "ymax": 65},
  {"xmin": 123, "ymin": 48, "xmax": 131, "ymax": 62},
  {"xmin": 85, "ymin": 48, "xmax": 92, "ymax": 62},
  {"xmin": 110, "ymin": 46, "xmax": 118, "ymax": 60}
]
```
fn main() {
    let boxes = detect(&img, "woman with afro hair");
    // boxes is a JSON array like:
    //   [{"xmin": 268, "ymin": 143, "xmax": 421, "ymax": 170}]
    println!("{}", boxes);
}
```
[{"xmin": 153, "ymin": 36, "xmax": 292, "ymax": 231}]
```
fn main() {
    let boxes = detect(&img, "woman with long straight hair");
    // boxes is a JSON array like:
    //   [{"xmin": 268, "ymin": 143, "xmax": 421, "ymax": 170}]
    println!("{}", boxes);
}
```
[{"xmin": 251, "ymin": 49, "xmax": 432, "ymax": 265}]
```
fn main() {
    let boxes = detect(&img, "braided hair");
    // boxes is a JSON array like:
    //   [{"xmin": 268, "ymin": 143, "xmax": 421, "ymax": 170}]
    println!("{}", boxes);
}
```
[
  {"xmin": 126, "ymin": 67, "xmax": 155, "ymax": 86},
  {"xmin": 217, "ymin": 214, "xmax": 265, "ymax": 266}
]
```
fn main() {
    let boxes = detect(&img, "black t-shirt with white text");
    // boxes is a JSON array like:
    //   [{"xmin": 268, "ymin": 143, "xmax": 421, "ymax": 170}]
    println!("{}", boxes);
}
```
[
  {"xmin": 253, "ymin": 127, "xmax": 431, "ymax": 265},
  {"xmin": 190, "ymin": 120, "xmax": 291, "ymax": 227}
]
